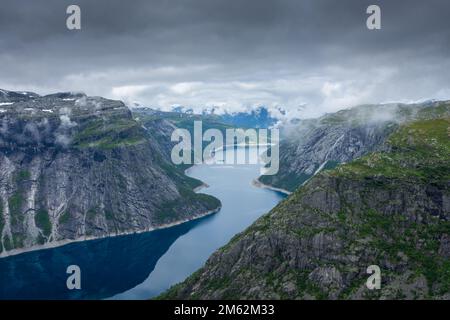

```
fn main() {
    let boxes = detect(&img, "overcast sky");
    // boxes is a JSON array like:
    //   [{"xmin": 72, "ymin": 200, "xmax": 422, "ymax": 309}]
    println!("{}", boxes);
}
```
[{"xmin": 1, "ymin": 0, "xmax": 449, "ymax": 117}]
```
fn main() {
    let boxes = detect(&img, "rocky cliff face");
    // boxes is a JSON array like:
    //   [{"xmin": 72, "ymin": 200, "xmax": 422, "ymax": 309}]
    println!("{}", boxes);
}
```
[
  {"xmin": 259, "ymin": 101, "xmax": 450, "ymax": 192},
  {"xmin": 161, "ymin": 115, "xmax": 450, "ymax": 300},
  {"xmin": 0, "ymin": 90, "xmax": 220, "ymax": 256}
]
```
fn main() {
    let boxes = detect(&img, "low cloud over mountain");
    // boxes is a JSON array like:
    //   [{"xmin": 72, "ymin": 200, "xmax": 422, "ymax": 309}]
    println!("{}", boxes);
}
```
[{"xmin": 1, "ymin": 0, "xmax": 450, "ymax": 117}]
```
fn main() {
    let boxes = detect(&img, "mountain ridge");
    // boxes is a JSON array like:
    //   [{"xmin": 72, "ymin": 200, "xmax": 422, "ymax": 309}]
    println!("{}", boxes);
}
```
[
  {"xmin": 160, "ymin": 109, "xmax": 450, "ymax": 300},
  {"xmin": 259, "ymin": 101, "xmax": 450, "ymax": 192},
  {"xmin": 0, "ymin": 89, "xmax": 221, "ymax": 257}
]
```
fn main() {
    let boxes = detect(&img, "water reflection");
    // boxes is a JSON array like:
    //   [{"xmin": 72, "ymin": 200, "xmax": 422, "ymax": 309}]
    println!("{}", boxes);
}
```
[
  {"xmin": 0, "ymin": 146, "xmax": 285, "ymax": 300},
  {"xmin": 0, "ymin": 215, "xmax": 211, "ymax": 300}
]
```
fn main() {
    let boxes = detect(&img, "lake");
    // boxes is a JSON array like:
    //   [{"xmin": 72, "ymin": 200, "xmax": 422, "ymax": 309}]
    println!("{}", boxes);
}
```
[{"xmin": 0, "ymin": 146, "xmax": 285, "ymax": 299}]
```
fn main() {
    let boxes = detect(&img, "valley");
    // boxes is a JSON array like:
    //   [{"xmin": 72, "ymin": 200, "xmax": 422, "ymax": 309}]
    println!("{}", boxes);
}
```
[
  {"xmin": 0, "ymin": 145, "xmax": 285, "ymax": 299},
  {"xmin": 1, "ymin": 89, "xmax": 448, "ymax": 300},
  {"xmin": 160, "ymin": 109, "xmax": 450, "ymax": 300},
  {"xmin": 0, "ymin": 90, "xmax": 221, "ymax": 256}
]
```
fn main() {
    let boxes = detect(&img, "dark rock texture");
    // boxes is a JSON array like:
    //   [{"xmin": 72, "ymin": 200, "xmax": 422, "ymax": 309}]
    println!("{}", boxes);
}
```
[
  {"xmin": 0, "ymin": 90, "xmax": 220, "ymax": 255},
  {"xmin": 259, "ymin": 101, "xmax": 450, "ymax": 192},
  {"xmin": 161, "ymin": 115, "xmax": 450, "ymax": 300}
]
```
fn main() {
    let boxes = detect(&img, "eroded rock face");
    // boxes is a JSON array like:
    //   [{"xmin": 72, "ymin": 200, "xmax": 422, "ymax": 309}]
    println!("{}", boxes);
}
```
[
  {"xmin": 0, "ymin": 90, "xmax": 220, "ymax": 255},
  {"xmin": 162, "ymin": 174, "xmax": 450, "ymax": 300},
  {"xmin": 161, "ymin": 115, "xmax": 450, "ymax": 300},
  {"xmin": 259, "ymin": 101, "xmax": 450, "ymax": 192}
]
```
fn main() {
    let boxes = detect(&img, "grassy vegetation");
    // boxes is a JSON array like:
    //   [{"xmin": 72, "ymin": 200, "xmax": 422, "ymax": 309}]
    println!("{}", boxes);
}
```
[
  {"xmin": 35, "ymin": 209, "xmax": 52, "ymax": 237},
  {"xmin": 105, "ymin": 210, "xmax": 114, "ymax": 221},
  {"xmin": 259, "ymin": 170, "xmax": 311, "ymax": 192},
  {"xmin": 58, "ymin": 211, "xmax": 71, "ymax": 224},
  {"xmin": 12, "ymin": 234, "xmax": 24, "ymax": 248},
  {"xmin": 323, "ymin": 117, "xmax": 450, "ymax": 296},
  {"xmin": 265, "ymin": 104, "xmax": 449, "ymax": 193},
  {"xmin": 333, "ymin": 118, "xmax": 450, "ymax": 184},
  {"xmin": 15, "ymin": 170, "xmax": 31, "ymax": 182},
  {"xmin": 416, "ymin": 102, "xmax": 450, "ymax": 120},
  {"xmin": 86, "ymin": 208, "xmax": 98, "ymax": 220},
  {"xmin": 73, "ymin": 118, "xmax": 146, "ymax": 149},
  {"xmin": 3, "ymin": 235, "xmax": 12, "ymax": 251},
  {"xmin": 295, "ymin": 270, "xmax": 328, "ymax": 300},
  {"xmin": 319, "ymin": 112, "xmax": 348, "ymax": 125},
  {"xmin": 5, "ymin": 170, "xmax": 33, "ymax": 250},
  {"xmin": 322, "ymin": 160, "xmax": 340, "ymax": 171},
  {"xmin": 155, "ymin": 186, "xmax": 221, "ymax": 224},
  {"xmin": 73, "ymin": 111, "xmax": 224, "ymax": 226},
  {"xmin": 159, "ymin": 115, "xmax": 450, "ymax": 299},
  {"xmin": 259, "ymin": 160, "xmax": 340, "ymax": 192},
  {"xmin": 358, "ymin": 209, "xmax": 450, "ymax": 294},
  {"xmin": 9, "ymin": 192, "xmax": 24, "ymax": 227},
  {"xmin": 157, "ymin": 156, "xmax": 204, "ymax": 190}
]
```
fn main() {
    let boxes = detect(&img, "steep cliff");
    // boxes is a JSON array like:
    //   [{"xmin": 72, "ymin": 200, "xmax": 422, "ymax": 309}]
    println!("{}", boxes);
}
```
[
  {"xmin": 259, "ymin": 101, "xmax": 450, "ymax": 192},
  {"xmin": 161, "ymin": 116, "xmax": 450, "ymax": 299},
  {"xmin": 0, "ymin": 90, "xmax": 220, "ymax": 256}
]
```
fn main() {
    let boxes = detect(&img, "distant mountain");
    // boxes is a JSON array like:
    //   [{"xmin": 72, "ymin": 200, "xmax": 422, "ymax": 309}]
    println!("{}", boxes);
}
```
[
  {"xmin": 167, "ymin": 105, "xmax": 279, "ymax": 129},
  {"xmin": 214, "ymin": 107, "xmax": 278, "ymax": 128},
  {"xmin": 0, "ymin": 89, "xmax": 40, "ymax": 103},
  {"xmin": 0, "ymin": 89, "xmax": 220, "ymax": 256},
  {"xmin": 171, "ymin": 106, "xmax": 194, "ymax": 114}
]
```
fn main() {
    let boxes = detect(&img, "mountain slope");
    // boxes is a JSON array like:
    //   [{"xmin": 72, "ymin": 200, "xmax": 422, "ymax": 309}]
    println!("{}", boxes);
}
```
[
  {"xmin": 259, "ymin": 101, "xmax": 450, "ymax": 192},
  {"xmin": 160, "ymin": 116, "xmax": 450, "ymax": 300},
  {"xmin": 0, "ymin": 90, "xmax": 220, "ymax": 256}
]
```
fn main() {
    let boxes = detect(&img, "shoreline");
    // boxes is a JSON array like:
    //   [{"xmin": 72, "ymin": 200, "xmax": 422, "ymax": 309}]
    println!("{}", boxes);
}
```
[
  {"xmin": 193, "ymin": 182, "xmax": 209, "ymax": 192},
  {"xmin": 0, "ymin": 148, "xmax": 275, "ymax": 259},
  {"xmin": 0, "ymin": 206, "xmax": 221, "ymax": 259},
  {"xmin": 252, "ymin": 177, "xmax": 292, "ymax": 195},
  {"xmin": 1, "ymin": 164, "xmax": 218, "ymax": 259},
  {"xmin": 184, "ymin": 165, "xmax": 210, "ymax": 193}
]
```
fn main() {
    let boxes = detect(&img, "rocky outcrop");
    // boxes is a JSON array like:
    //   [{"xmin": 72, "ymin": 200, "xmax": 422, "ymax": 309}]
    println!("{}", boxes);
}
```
[
  {"xmin": 259, "ymin": 101, "xmax": 450, "ymax": 191},
  {"xmin": 161, "ymin": 116, "xmax": 450, "ymax": 300},
  {"xmin": 0, "ymin": 90, "xmax": 220, "ymax": 256}
]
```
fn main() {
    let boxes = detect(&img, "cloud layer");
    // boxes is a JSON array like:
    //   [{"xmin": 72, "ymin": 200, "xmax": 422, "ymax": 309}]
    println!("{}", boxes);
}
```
[{"xmin": 1, "ymin": 0, "xmax": 449, "ymax": 117}]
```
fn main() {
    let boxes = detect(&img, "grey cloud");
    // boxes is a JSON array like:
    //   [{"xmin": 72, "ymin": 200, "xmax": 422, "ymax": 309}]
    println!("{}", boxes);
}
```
[{"xmin": 0, "ymin": 0, "xmax": 449, "ymax": 117}]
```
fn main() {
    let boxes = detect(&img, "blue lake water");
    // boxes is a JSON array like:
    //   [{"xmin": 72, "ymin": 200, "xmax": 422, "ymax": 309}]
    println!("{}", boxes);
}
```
[{"xmin": 0, "ymin": 147, "xmax": 285, "ymax": 299}]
